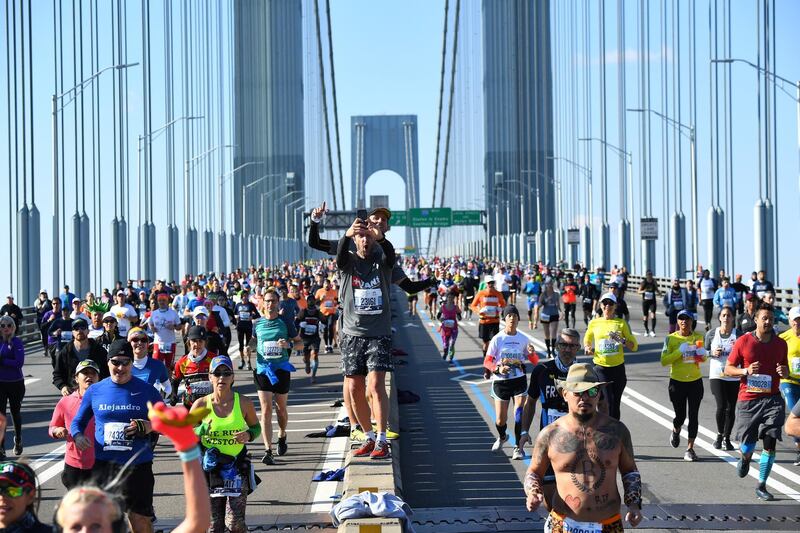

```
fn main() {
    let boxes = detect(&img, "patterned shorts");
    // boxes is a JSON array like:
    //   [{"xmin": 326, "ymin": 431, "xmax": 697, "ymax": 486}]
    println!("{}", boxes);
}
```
[
  {"xmin": 340, "ymin": 333, "xmax": 393, "ymax": 376},
  {"xmin": 545, "ymin": 511, "xmax": 624, "ymax": 533}
]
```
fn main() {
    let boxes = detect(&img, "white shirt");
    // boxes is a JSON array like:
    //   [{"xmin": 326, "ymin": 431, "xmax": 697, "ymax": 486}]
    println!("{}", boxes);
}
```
[
  {"xmin": 110, "ymin": 304, "xmax": 138, "ymax": 335},
  {"xmin": 486, "ymin": 331, "xmax": 534, "ymax": 381},
  {"xmin": 146, "ymin": 307, "xmax": 182, "ymax": 345},
  {"xmin": 212, "ymin": 305, "xmax": 231, "ymax": 328}
]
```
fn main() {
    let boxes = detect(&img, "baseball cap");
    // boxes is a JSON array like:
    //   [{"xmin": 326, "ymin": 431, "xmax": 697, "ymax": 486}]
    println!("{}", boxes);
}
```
[
  {"xmin": 210, "ymin": 355, "xmax": 234, "ymax": 373},
  {"xmin": 744, "ymin": 292, "xmax": 755, "ymax": 301},
  {"xmin": 676, "ymin": 310, "xmax": 693, "ymax": 320},
  {"xmin": 789, "ymin": 306, "xmax": 800, "ymax": 322},
  {"xmin": 0, "ymin": 461, "xmax": 36, "ymax": 491},
  {"xmin": 187, "ymin": 326, "xmax": 207, "ymax": 341},
  {"xmin": 193, "ymin": 306, "xmax": 209, "ymax": 318},
  {"xmin": 72, "ymin": 297, "xmax": 81, "ymax": 304},
  {"xmin": 5, "ymin": 294, "xmax": 12, "ymax": 299},
  {"xmin": 116, "ymin": 290, "xmax": 125, "ymax": 296},
  {"xmin": 71, "ymin": 318, "xmax": 89, "ymax": 330},
  {"xmin": 75, "ymin": 359, "xmax": 100, "ymax": 375},
  {"xmin": 599, "ymin": 292, "xmax": 617, "ymax": 304},
  {"xmin": 368, "ymin": 207, "xmax": 392, "ymax": 221},
  {"xmin": 102, "ymin": 312, "xmax": 117, "ymax": 322},
  {"xmin": 107, "ymin": 339, "xmax": 133, "ymax": 359},
  {"xmin": 502, "ymin": 305, "xmax": 520, "ymax": 319}
]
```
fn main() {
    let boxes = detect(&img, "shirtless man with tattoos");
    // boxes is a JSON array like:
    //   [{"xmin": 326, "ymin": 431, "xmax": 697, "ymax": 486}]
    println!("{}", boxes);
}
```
[{"xmin": 524, "ymin": 363, "xmax": 643, "ymax": 533}]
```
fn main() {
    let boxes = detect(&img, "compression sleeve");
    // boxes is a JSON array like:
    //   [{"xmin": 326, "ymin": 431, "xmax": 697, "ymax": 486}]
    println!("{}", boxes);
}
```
[
  {"xmin": 398, "ymin": 277, "xmax": 434, "ymax": 294},
  {"xmin": 336, "ymin": 235, "xmax": 353, "ymax": 269},
  {"xmin": 247, "ymin": 422, "xmax": 261, "ymax": 442},
  {"xmin": 308, "ymin": 222, "xmax": 336, "ymax": 255},
  {"xmin": 622, "ymin": 471, "xmax": 642, "ymax": 507}
]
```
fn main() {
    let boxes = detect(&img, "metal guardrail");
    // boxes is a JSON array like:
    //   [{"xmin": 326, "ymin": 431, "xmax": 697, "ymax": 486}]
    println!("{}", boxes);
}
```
[{"xmin": 17, "ymin": 306, "xmax": 42, "ymax": 349}]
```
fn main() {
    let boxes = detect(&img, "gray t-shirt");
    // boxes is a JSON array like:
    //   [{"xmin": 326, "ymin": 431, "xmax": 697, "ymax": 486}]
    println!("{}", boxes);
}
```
[
  {"xmin": 793, "ymin": 398, "xmax": 800, "ymax": 418},
  {"xmin": 338, "ymin": 249, "xmax": 394, "ymax": 338}
]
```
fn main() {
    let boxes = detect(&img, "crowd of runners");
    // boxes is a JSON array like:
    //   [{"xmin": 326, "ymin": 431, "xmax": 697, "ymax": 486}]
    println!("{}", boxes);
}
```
[{"xmin": 0, "ymin": 203, "xmax": 799, "ymax": 532}]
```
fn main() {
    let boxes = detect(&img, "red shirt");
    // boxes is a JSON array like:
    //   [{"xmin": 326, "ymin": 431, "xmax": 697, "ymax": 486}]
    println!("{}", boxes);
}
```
[
  {"xmin": 727, "ymin": 331, "xmax": 788, "ymax": 401},
  {"xmin": 49, "ymin": 391, "xmax": 95, "ymax": 469}
]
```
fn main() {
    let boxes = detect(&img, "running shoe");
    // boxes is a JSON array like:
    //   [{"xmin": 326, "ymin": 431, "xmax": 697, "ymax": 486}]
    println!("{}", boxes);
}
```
[
  {"xmin": 350, "ymin": 426, "xmax": 366, "ymax": 442},
  {"xmin": 370, "ymin": 425, "xmax": 400, "ymax": 440},
  {"xmin": 669, "ymin": 430, "xmax": 680, "ymax": 448},
  {"xmin": 370, "ymin": 440, "xmax": 390, "ymax": 460},
  {"xmin": 723, "ymin": 437, "xmax": 734, "ymax": 451},
  {"xmin": 683, "ymin": 448, "xmax": 698, "ymax": 462},
  {"xmin": 12, "ymin": 438, "xmax": 22, "ymax": 456},
  {"xmin": 736, "ymin": 456, "xmax": 750, "ymax": 478},
  {"xmin": 650, "ymin": 331, "xmax": 656, "ymax": 337},
  {"xmin": 755, "ymin": 483, "xmax": 774, "ymax": 501},
  {"xmin": 238, "ymin": 360, "xmax": 245, "ymax": 369},
  {"xmin": 512, "ymin": 446, "xmax": 524, "ymax": 460},
  {"xmin": 491, "ymin": 434, "xmax": 509, "ymax": 452},
  {"xmin": 353, "ymin": 439, "xmax": 376, "ymax": 457},
  {"xmin": 713, "ymin": 434, "xmax": 723, "ymax": 450},
  {"xmin": 246, "ymin": 363, "xmax": 252, "ymax": 371},
  {"xmin": 261, "ymin": 449, "xmax": 276, "ymax": 465},
  {"xmin": 277, "ymin": 436, "xmax": 288, "ymax": 456},
  {"xmin": 305, "ymin": 359, "xmax": 311, "ymax": 374},
  {"xmin": 794, "ymin": 452, "xmax": 800, "ymax": 467}
]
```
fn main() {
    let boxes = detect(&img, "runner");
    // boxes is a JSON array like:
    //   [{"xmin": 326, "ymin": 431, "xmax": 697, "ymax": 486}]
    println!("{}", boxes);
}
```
[
  {"xmin": 470, "ymin": 278, "xmax": 506, "ymax": 356},
  {"xmin": 146, "ymin": 292, "xmax": 182, "ymax": 373},
  {"xmin": 49, "ymin": 359, "xmax": 99, "ymax": 488},
  {"xmin": 436, "ymin": 291, "xmax": 462, "ymax": 362},
  {"xmin": 518, "ymin": 328, "xmax": 581, "ymax": 502},
  {"xmin": 99, "ymin": 312, "xmax": 122, "ymax": 352},
  {"xmin": 698, "ymin": 269, "xmax": 718, "ymax": 331},
  {"xmin": 297, "ymin": 295, "xmax": 323, "ymax": 382},
  {"xmin": 583, "ymin": 292, "xmax": 638, "ymax": 420},
  {"xmin": 52, "ymin": 318, "xmax": 109, "ymax": 396},
  {"xmin": 171, "ymin": 326, "xmax": 217, "ymax": 408},
  {"xmin": 483, "ymin": 305, "xmax": 539, "ymax": 459},
  {"xmin": 0, "ymin": 461, "xmax": 53, "ymax": 532},
  {"xmin": 0, "ymin": 316, "xmax": 24, "ymax": 458},
  {"xmin": 193, "ymin": 355, "xmax": 260, "ymax": 533},
  {"xmin": 252, "ymin": 288, "xmax": 303, "ymax": 465},
  {"xmin": 233, "ymin": 291, "xmax": 260, "ymax": 370},
  {"xmin": 724, "ymin": 302, "xmax": 789, "ymax": 501},
  {"xmin": 315, "ymin": 278, "xmax": 338, "ymax": 354},
  {"xmin": 638, "ymin": 270, "xmax": 659, "ymax": 337},
  {"xmin": 660, "ymin": 310, "xmax": 707, "ymax": 461},
  {"xmin": 71, "ymin": 340, "xmax": 163, "ymax": 532},
  {"xmin": 736, "ymin": 293, "xmax": 758, "ymax": 333},
  {"xmin": 706, "ymin": 306, "xmax": 740, "ymax": 450},
  {"xmin": 663, "ymin": 280, "xmax": 686, "ymax": 334},
  {"xmin": 712, "ymin": 277, "xmax": 738, "ymax": 316},
  {"xmin": 524, "ymin": 363, "xmax": 642, "ymax": 532},
  {"xmin": 109, "ymin": 290, "xmax": 138, "ymax": 337},
  {"xmin": 128, "ymin": 327, "xmax": 171, "ymax": 397},
  {"xmin": 561, "ymin": 274, "xmax": 579, "ymax": 329},
  {"xmin": 778, "ymin": 306, "xmax": 800, "ymax": 465},
  {"xmin": 522, "ymin": 272, "xmax": 542, "ymax": 329},
  {"xmin": 538, "ymin": 282, "xmax": 562, "ymax": 357}
]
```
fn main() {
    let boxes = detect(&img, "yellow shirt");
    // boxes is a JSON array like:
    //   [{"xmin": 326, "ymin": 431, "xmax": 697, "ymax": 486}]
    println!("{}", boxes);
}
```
[
  {"xmin": 779, "ymin": 329, "xmax": 800, "ymax": 385},
  {"xmin": 660, "ymin": 331, "xmax": 707, "ymax": 382},
  {"xmin": 583, "ymin": 317, "xmax": 638, "ymax": 367}
]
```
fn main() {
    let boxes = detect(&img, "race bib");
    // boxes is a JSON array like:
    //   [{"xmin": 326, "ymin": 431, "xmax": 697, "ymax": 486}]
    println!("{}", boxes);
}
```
[
  {"xmin": 262, "ymin": 340, "xmax": 284, "ymax": 360},
  {"xmin": 353, "ymin": 288, "xmax": 383, "ymax": 315},
  {"xmin": 597, "ymin": 339, "xmax": 618, "ymax": 354},
  {"xmin": 210, "ymin": 472, "xmax": 243, "ymax": 498},
  {"xmin": 442, "ymin": 319, "xmax": 455, "ymax": 329},
  {"xmin": 673, "ymin": 300, "xmax": 684, "ymax": 310},
  {"xmin": 644, "ymin": 291, "xmax": 654, "ymax": 300},
  {"xmin": 103, "ymin": 422, "xmax": 133, "ymax": 451},
  {"xmin": 189, "ymin": 379, "xmax": 212, "ymax": 396},
  {"xmin": 562, "ymin": 518, "xmax": 602, "ymax": 533},
  {"xmin": 540, "ymin": 313, "xmax": 551, "ymax": 322},
  {"xmin": 721, "ymin": 297, "xmax": 733, "ymax": 307},
  {"xmin": 791, "ymin": 358, "xmax": 800, "ymax": 375},
  {"xmin": 746, "ymin": 373, "xmax": 772, "ymax": 394},
  {"xmin": 682, "ymin": 346, "xmax": 698, "ymax": 363},
  {"xmin": 158, "ymin": 342, "xmax": 172, "ymax": 353},
  {"xmin": 582, "ymin": 297, "xmax": 592, "ymax": 305},
  {"xmin": 60, "ymin": 331, "xmax": 73, "ymax": 341},
  {"xmin": 239, "ymin": 311, "xmax": 251, "ymax": 321},
  {"xmin": 324, "ymin": 300, "xmax": 334, "ymax": 308},
  {"xmin": 304, "ymin": 324, "xmax": 318, "ymax": 335},
  {"xmin": 482, "ymin": 306, "xmax": 497, "ymax": 317},
  {"xmin": 546, "ymin": 408, "xmax": 567, "ymax": 425}
]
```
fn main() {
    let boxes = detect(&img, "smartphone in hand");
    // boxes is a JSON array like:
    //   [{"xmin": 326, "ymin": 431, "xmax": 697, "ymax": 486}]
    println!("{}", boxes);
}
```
[{"xmin": 356, "ymin": 208, "xmax": 368, "ymax": 222}]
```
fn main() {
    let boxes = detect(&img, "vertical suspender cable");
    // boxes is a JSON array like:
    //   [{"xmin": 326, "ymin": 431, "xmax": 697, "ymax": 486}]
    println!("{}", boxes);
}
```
[
  {"xmin": 26, "ymin": 0, "xmax": 34, "ymax": 208},
  {"xmin": 726, "ymin": 0, "xmax": 734, "ymax": 271},
  {"xmin": 312, "ymin": 0, "xmax": 338, "ymax": 210},
  {"xmin": 20, "ymin": 0, "xmax": 26, "ymax": 207},
  {"xmin": 771, "ymin": 0, "xmax": 778, "ymax": 282},
  {"xmin": 324, "ymin": 0, "xmax": 346, "ymax": 210},
  {"xmin": 111, "ymin": 0, "xmax": 118, "ymax": 219},
  {"xmin": 427, "ymin": 0, "xmax": 449, "ymax": 253},
  {"xmin": 12, "ymin": 0, "xmax": 19, "ymax": 218},
  {"xmin": 79, "ymin": 0, "xmax": 85, "ymax": 214},
  {"xmin": 6, "ymin": 0, "xmax": 14, "ymax": 288}
]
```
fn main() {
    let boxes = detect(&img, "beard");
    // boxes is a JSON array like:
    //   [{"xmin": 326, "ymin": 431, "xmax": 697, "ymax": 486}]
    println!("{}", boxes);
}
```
[{"xmin": 574, "ymin": 410, "xmax": 595, "ymax": 423}]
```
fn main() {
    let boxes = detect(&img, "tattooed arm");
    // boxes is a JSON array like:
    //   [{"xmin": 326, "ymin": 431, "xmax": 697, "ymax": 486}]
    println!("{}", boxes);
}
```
[
  {"xmin": 618, "ymin": 422, "xmax": 643, "ymax": 527},
  {"xmin": 524, "ymin": 424, "xmax": 554, "ymax": 512}
]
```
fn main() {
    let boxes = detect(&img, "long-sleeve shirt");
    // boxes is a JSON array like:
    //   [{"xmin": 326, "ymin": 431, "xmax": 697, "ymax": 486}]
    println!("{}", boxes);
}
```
[
  {"xmin": 50, "ymin": 391, "xmax": 95, "ymax": 469},
  {"xmin": 660, "ymin": 331, "xmax": 707, "ymax": 382},
  {"xmin": 0, "ymin": 337, "xmax": 25, "ymax": 382},
  {"xmin": 712, "ymin": 287, "xmax": 738, "ymax": 309},
  {"xmin": 583, "ymin": 317, "xmax": 638, "ymax": 368}
]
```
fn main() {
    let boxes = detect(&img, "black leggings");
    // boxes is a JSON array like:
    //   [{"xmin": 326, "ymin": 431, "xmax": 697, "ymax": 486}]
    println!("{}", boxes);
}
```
[
  {"xmin": 236, "ymin": 326, "xmax": 253, "ymax": 352},
  {"xmin": 668, "ymin": 378, "xmax": 704, "ymax": 439},
  {"xmin": 709, "ymin": 379, "xmax": 738, "ymax": 437},
  {"xmin": 702, "ymin": 299, "xmax": 714, "ymax": 325},
  {"xmin": 0, "ymin": 380, "xmax": 25, "ymax": 448},
  {"xmin": 323, "ymin": 314, "xmax": 336, "ymax": 346},
  {"xmin": 563, "ymin": 304, "xmax": 576, "ymax": 327},
  {"xmin": 594, "ymin": 364, "xmax": 627, "ymax": 420}
]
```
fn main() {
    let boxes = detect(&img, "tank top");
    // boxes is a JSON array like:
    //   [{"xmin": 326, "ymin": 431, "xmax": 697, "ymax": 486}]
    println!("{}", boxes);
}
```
[
  {"xmin": 709, "ymin": 328, "xmax": 739, "ymax": 381},
  {"xmin": 200, "ymin": 393, "xmax": 248, "ymax": 457},
  {"xmin": 440, "ymin": 305, "xmax": 459, "ymax": 331}
]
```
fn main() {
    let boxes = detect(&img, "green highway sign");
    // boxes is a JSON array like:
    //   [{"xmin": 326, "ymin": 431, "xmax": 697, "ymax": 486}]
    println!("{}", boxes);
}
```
[
  {"xmin": 409, "ymin": 207, "xmax": 452, "ymax": 227},
  {"xmin": 452, "ymin": 210, "xmax": 482, "ymax": 225},
  {"xmin": 390, "ymin": 210, "xmax": 407, "ymax": 226}
]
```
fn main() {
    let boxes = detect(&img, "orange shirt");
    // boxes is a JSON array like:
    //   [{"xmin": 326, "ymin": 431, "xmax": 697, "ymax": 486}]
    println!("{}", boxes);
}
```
[
  {"xmin": 470, "ymin": 288, "xmax": 506, "ymax": 325},
  {"xmin": 315, "ymin": 288, "xmax": 338, "ymax": 316}
]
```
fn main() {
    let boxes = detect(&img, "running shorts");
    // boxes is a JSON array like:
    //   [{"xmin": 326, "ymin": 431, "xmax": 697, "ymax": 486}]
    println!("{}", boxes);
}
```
[
  {"xmin": 478, "ymin": 322, "xmax": 500, "ymax": 343},
  {"xmin": 339, "ymin": 333, "xmax": 393, "ymax": 376},
  {"xmin": 733, "ymin": 394, "xmax": 785, "ymax": 444},
  {"xmin": 491, "ymin": 376, "xmax": 528, "ymax": 401}
]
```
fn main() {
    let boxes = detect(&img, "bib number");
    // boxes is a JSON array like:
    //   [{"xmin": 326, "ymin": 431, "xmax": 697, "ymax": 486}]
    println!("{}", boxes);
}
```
[
  {"xmin": 791, "ymin": 359, "xmax": 800, "ymax": 375},
  {"xmin": 324, "ymin": 300, "xmax": 334, "ymax": 308},
  {"xmin": 442, "ymin": 319, "xmax": 455, "ymax": 329},
  {"xmin": 673, "ymin": 300, "xmax": 684, "ymax": 310},
  {"xmin": 562, "ymin": 518, "xmax": 602, "ymax": 533},
  {"xmin": 188, "ymin": 379, "xmax": 212, "ymax": 396},
  {"xmin": 239, "ymin": 311, "xmax": 251, "ymax": 321},
  {"xmin": 583, "ymin": 297, "xmax": 592, "ymax": 305},
  {"xmin": 103, "ymin": 422, "xmax": 133, "ymax": 451},
  {"xmin": 644, "ymin": 291, "xmax": 654, "ymax": 300},
  {"xmin": 482, "ymin": 306, "xmax": 497, "ymax": 318},
  {"xmin": 682, "ymin": 347, "xmax": 698, "ymax": 363},
  {"xmin": 61, "ymin": 331, "xmax": 73, "ymax": 341},
  {"xmin": 540, "ymin": 313, "xmax": 551, "ymax": 322},
  {"xmin": 262, "ymin": 340, "xmax": 284, "ymax": 360},
  {"xmin": 158, "ymin": 342, "xmax": 172, "ymax": 353},
  {"xmin": 353, "ymin": 288, "xmax": 383, "ymax": 315},
  {"xmin": 546, "ymin": 408, "xmax": 567, "ymax": 425},
  {"xmin": 304, "ymin": 325, "xmax": 318, "ymax": 335},
  {"xmin": 597, "ymin": 339, "xmax": 618, "ymax": 355},
  {"xmin": 746, "ymin": 373, "xmax": 772, "ymax": 394}
]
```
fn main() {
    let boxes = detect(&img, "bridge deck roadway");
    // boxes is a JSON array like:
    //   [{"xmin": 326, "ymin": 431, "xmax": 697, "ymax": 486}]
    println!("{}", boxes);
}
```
[{"xmin": 10, "ymin": 292, "xmax": 800, "ymax": 532}]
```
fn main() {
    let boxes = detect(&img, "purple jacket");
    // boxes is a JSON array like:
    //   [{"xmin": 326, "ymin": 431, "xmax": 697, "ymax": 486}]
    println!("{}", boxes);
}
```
[{"xmin": 0, "ymin": 336, "xmax": 25, "ymax": 382}]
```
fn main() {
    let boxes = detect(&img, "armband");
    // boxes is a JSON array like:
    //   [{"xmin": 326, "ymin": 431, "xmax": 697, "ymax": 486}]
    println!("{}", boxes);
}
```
[
  {"xmin": 523, "ymin": 471, "xmax": 543, "ymax": 496},
  {"xmin": 178, "ymin": 445, "xmax": 202, "ymax": 463},
  {"xmin": 132, "ymin": 419, "xmax": 149, "ymax": 437},
  {"xmin": 622, "ymin": 471, "xmax": 642, "ymax": 507},
  {"xmin": 247, "ymin": 422, "xmax": 262, "ymax": 442}
]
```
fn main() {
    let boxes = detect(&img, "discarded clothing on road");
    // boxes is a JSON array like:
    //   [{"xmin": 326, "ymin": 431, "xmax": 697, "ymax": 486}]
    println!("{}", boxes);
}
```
[{"xmin": 330, "ymin": 491, "xmax": 415, "ymax": 532}]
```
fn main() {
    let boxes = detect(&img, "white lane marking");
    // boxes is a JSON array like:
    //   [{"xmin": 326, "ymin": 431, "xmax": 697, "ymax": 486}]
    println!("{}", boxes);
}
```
[
  {"xmin": 309, "ymin": 406, "xmax": 349, "ymax": 512},
  {"xmin": 624, "ymin": 386, "xmax": 800, "ymax": 487},
  {"xmin": 467, "ymin": 321, "xmax": 476, "ymax": 326},
  {"xmin": 31, "ymin": 444, "xmax": 66, "ymax": 471},
  {"xmin": 427, "ymin": 322, "xmax": 435, "ymax": 327},
  {"xmin": 24, "ymin": 378, "xmax": 40, "ymax": 385},
  {"xmin": 37, "ymin": 459, "xmax": 65, "ymax": 485},
  {"xmin": 622, "ymin": 393, "xmax": 800, "ymax": 502}
]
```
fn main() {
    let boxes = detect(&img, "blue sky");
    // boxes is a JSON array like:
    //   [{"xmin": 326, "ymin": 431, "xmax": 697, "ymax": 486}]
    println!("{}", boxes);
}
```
[{"xmin": 2, "ymin": 0, "xmax": 800, "ymax": 300}]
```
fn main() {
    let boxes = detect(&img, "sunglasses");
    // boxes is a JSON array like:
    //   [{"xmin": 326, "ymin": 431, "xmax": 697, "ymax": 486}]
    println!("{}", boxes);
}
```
[
  {"xmin": 212, "ymin": 370, "xmax": 234, "ymax": 378},
  {"xmin": 601, "ymin": 301, "xmax": 615, "ymax": 306},
  {"xmin": 109, "ymin": 359, "xmax": 132, "ymax": 367},
  {"xmin": 571, "ymin": 387, "xmax": 600, "ymax": 398},
  {"xmin": 0, "ymin": 484, "xmax": 28, "ymax": 498},
  {"xmin": 130, "ymin": 338, "xmax": 149, "ymax": 344},
  {"xmin": 72, "ymin": 326, "xmax": 88, "ymax": 331},
  {"xmin": 556, "ymin": 342, "xmax": 580, "ymax": 349},
  {"xmin": 0, "ymin": 323, "xmax": 13, "ymax": 329}
]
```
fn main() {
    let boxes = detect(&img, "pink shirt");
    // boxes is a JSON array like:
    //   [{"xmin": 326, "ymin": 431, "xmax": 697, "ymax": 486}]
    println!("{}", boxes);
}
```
[{"xmin": 49, "ymin": 391, "xmax": 95, "ymax": 469}]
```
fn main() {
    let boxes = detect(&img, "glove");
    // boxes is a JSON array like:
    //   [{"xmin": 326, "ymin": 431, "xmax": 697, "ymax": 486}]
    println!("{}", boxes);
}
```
[
  {"xmin": 678, "ymin": 343, "xmax": 689, "ymax": 354},
  {"xmin": 147, "ymin": 401, "xmax": 210, "ymax": 452}
]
